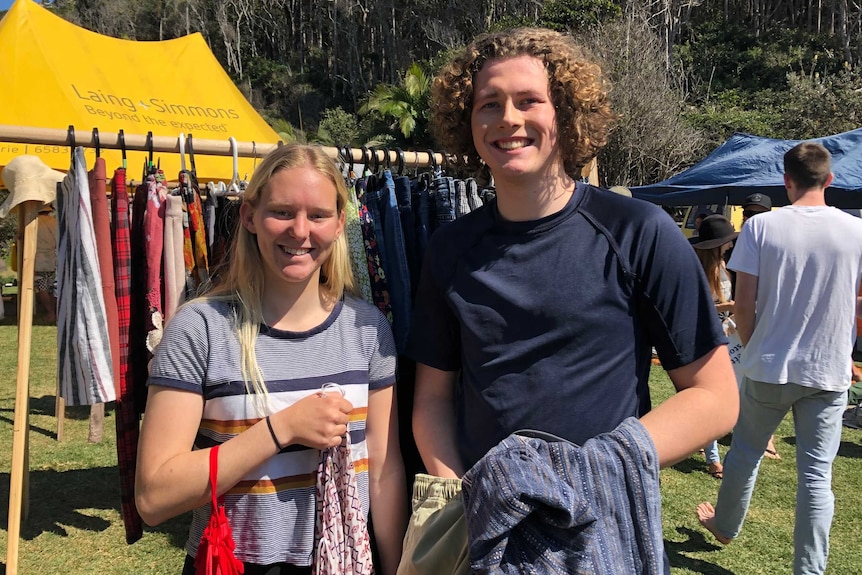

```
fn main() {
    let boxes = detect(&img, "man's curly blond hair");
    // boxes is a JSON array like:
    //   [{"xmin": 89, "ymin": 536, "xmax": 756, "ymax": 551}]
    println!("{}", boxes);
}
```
[{"xmin": 431, "ymin": 27, "xmax": 616, "ymax": 178}]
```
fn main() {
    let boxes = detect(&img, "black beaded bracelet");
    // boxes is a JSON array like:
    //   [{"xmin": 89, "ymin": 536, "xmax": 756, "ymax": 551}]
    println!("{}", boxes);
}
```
[{"xmin": 265, "ymin": 415, "xmax": 282, "ymax": 451}]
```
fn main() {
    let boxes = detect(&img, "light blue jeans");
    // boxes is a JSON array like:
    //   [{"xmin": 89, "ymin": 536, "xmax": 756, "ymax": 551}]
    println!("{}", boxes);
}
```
[
  {"xmin": 703, "ymin": 440, "xmax": 721, "ymax": 465},
  {"xmin": 713, "ymin": 377, "xmax": 846, "ymax": 575}
]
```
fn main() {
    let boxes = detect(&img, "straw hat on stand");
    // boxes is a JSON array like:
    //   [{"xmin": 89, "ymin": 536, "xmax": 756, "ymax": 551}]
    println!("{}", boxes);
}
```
[{"xmin": 0, "ymin": 155, "xmax": 66, "ymax": 218}]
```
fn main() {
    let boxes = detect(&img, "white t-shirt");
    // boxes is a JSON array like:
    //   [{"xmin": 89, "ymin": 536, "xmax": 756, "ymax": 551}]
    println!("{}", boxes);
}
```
[{"xmin": 728, "ymin": 205, "xmax": 862, "ymax": 391}]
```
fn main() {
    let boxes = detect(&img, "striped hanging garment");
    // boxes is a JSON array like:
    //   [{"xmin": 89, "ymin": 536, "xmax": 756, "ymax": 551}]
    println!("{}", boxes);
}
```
[{"xmin": 56, "ymin": 147, "xmax": 115, "ymax": 406}]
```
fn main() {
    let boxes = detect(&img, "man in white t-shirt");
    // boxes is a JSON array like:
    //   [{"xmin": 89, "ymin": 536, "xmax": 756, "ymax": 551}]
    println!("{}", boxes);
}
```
[{"xmin": 697, "ymin": 141, "xmax": 862, "ymax": 575}]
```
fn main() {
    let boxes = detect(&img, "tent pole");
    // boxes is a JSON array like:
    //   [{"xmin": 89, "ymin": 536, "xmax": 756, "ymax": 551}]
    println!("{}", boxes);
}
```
[{"xmin": 6, "ymin": 200, "xmax": 40, "ymax": 575}]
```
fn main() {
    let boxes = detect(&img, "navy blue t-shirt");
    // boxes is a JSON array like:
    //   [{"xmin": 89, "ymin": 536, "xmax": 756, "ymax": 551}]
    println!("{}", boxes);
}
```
[{"xmin": 406, "ymin": 183, "xmax": 726, "ymax": 470}]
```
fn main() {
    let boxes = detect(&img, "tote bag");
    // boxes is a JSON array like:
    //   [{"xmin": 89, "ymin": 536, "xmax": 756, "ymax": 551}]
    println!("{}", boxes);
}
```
[{"xmin": 724, "ymin": 317, "xmax": 745, "ymax": 387}]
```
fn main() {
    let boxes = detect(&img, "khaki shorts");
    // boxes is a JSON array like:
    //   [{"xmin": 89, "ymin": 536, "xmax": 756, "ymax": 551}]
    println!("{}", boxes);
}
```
[{"xmin": 396, "ymin": 474, "xmax": 469, "ymax": 575}]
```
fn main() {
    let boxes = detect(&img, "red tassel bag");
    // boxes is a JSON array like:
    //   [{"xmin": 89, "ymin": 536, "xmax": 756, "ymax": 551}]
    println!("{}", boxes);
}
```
[{"xmin": 195, "ymin": 445, "xmax": 245, "ymax": 575}]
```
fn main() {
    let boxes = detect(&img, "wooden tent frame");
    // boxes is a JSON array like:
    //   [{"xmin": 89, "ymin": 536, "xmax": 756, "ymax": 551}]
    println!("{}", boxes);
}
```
[{"xmin": 1, "ymin": 123, "xmax": 598, "ymax": 575}]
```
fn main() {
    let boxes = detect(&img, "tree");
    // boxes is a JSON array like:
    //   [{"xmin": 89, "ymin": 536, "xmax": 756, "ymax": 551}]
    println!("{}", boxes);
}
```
[
  {"xmin": 538, "ymin": 0, "xmax": 621, "ymax": 31},
  {"xmin": 359, "ymin": 62, "xmax": 433, "ymax": 146},
  {"xmin": 585, "ymin": 8, "xmax": 709, "ymax": 186},
  {"xmin": 775, "ymin": 68, "xmax": 862, "ymax": 138},
  {"xmin": 313, "ymin": 107, "xmax": 361, "ymax": 146}
]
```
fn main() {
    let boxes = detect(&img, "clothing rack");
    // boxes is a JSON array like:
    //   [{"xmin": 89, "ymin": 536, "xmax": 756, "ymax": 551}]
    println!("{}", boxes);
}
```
[
  {"xmin": 0, "ymin": 124, "xmax": 453, "ymax": 575},
  {"xmin": 1, "ymin": 123, "xmax": 598, "ymax": 575}
]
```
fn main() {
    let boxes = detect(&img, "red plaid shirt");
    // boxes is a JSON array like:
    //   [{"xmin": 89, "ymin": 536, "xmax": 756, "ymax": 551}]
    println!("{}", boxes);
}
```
[{"xmin": 111, "ymin": 167, "xmax": 142, "ymax": 544}]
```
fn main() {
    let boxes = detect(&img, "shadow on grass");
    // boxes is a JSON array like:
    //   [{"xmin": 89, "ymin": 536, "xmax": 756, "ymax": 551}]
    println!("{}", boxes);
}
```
[
  {"xmin": 666, "ymin": 527, "xmax": 736, "ymax": 574},
  {"xmin": 671, "ymin": 457, "xmax": 709, "ymax": 476},
  {"xmin": 0, "ymin": 466, "xmax": 187, "ymax": 549},
  {"xmin": 0, "ymin": 309, "xmax": 58, "ymax": 327},
  {"xmin": 0, "ymin": 394, "xmax": 93, "ymax": 419},
  {"xmin": 0, "ymin": 396, "xmax": 102, "ymax": 440}
]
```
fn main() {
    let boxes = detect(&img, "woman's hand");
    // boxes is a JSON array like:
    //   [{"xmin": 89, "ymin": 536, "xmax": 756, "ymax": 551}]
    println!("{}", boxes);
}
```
[{"xmin": 273, "ymin": 392, "xmax": 354, "ymax": 450}]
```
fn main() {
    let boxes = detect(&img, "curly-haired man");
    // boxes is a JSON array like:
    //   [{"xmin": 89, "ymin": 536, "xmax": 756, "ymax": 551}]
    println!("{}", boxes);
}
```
[{"xmin": 401, "ymin": 27, "xmax": 739, "ymax": 574}]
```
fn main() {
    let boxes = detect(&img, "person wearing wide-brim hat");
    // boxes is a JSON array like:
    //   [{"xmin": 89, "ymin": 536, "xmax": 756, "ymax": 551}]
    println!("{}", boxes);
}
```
[
  {"xmin": 1, "ymin": 155, "xmax": 65, "ymax": 322},
  {"xmin": 691, "ymin": 214, "xmax": 739, "ymax": 250},
  {"xmin": 691, "ymin": 214, "xmax": 738, "ymax": 480},
  {"xmin": 695, "ymin": 211, "xmax": 785, "ymax": 461}
]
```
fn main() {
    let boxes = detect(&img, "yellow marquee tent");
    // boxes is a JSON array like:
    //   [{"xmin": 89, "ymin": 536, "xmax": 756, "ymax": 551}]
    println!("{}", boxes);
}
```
[{"xmin": 0, "ymin": 0, "xmax": 282, "ymax": 186}]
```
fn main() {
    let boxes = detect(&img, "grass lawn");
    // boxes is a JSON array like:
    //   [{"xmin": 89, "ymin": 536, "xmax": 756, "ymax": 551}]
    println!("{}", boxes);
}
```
[{"xmin": 0, "ymin": 322, "xmax": 861, "ymax": 574}]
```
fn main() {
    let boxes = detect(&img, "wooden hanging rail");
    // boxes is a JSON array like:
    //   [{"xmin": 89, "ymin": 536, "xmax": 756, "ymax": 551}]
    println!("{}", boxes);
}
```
[{"xmin": 0, "ymin": 124, "xmax": 450, "ymax": 169}]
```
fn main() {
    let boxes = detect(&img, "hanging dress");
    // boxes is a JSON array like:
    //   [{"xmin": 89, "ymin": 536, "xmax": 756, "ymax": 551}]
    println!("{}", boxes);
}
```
[{"xmin": 56, "ymin": 147, "xmax": 115, "ymax": 406}]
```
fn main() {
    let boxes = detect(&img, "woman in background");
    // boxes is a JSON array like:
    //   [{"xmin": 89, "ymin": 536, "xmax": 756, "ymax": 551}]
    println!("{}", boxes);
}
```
[{"xmin": 692, "ymin": 215, "xmax": 738, "ymax": 479}]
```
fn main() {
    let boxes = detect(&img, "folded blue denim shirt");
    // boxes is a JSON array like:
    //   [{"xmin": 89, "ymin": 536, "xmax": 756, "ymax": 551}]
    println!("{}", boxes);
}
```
[{"xmin": 461, "ymin": 417, "xmax": 667, "ymax": 574}]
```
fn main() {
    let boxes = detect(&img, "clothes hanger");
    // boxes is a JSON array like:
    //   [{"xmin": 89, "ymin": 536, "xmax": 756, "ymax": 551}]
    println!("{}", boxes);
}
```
[
  {"xmin": 178, "ymin": 132, "xmax": 187, "ymax": 174},
  {"xmin": 228, "ymin": 136, "xmax": 241, "ymax": 195},
  {"xmin": 92, "ymin": 127, "xmax": 100, "ymax": 159},
  {"xmin": 67, "ymin": 125, "xmax": 76, "ymax": 163},
  {"xmin": 340, "ymin": 145, "xmax": 352, "ymax": 172},
  {"xmin": 118, "ymin": 129, "xmax": 127, "ymax": 169},
  {"xmin": 382, "ymin": 147, "xmax": 392, "ymax": 173},
  {"xmin": 187, "ymin": 133, "xmax": 197, "ymax": 177},
  {"xmin": 412, "ymin": 149, "xmax": 421, "ymax": 177},
  {"xmin": 143, "ymin": 131, "xmax": 155, "ymax": 179},
  {"xmin": 368, "ymin": 146, "xmax": 379, "ymax": 175},
  {"xmin": 334, "ymin": 142, "xmax": 345, "ymax": 175},
  {"xmin": 359, "ymin": 145, "xmax": 370, "ymax": 176},
  {"xmin": 428, "ymin": 149, "xmax": 438, "ymax": 171},
  {"xmin": 395, "ymin": 148, "xmax": 405, "ymax": 176},
  {"xmin": 418, "ymin": 149, "xmax": 438, "ymax": 187},
  {"xmin": 341, "ymin": 145, "xmax": 357, "ymax": 182}
]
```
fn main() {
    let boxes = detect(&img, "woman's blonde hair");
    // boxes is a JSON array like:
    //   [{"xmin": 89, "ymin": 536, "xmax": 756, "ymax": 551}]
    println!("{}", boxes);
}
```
[
  {"xmin": 203, "ymin": 143, "xmax": 356, "ymax": 412},
  {"xmin": 430, "ymin": 27, "xmax": 617, "ymax": 178}
]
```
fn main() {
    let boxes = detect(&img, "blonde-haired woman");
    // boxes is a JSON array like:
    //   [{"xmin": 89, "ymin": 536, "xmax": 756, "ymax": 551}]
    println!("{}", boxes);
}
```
[{"xmin": 135, "ymin": 143, "xmax": 407, "ymax": 575}]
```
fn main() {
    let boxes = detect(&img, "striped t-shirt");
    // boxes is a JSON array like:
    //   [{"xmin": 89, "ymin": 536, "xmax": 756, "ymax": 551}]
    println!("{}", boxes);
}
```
[{"xmin": 148, "ymin": 295, "xmax": 397, "ymax": 566}]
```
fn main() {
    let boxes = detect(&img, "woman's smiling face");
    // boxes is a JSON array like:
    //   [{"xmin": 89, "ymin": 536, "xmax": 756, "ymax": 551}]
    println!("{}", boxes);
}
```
[{"xmin": 240, "ymin": 165, "xmax": 344, "ymax": 291}]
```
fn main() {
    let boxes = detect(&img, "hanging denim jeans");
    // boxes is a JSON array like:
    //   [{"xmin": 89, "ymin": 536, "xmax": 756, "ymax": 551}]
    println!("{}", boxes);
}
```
[
  {"xmin": 480, "ymin": 187, "xmax": 496, "ymax": 205},
  {"xmin": 363, "ymin": 170, "xmax": 412, "ymax": 353},
  {"xmin": 465, "ymin": 178, "xmax": 483, "ymax": 212},
  {"xmin": 411, "ymin": 177, "xmax": 431, "ymax": 276},
  {"xmin": 430, "ymin": 170, "xmax": 456, "ymax": 231},
  {"xmin": 454, "ymin": 179, "xmax": 471, "ymax": 219},
  {"xmin": 394, "ymin": 174, "xmax": 419, "ymax": 300}
]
